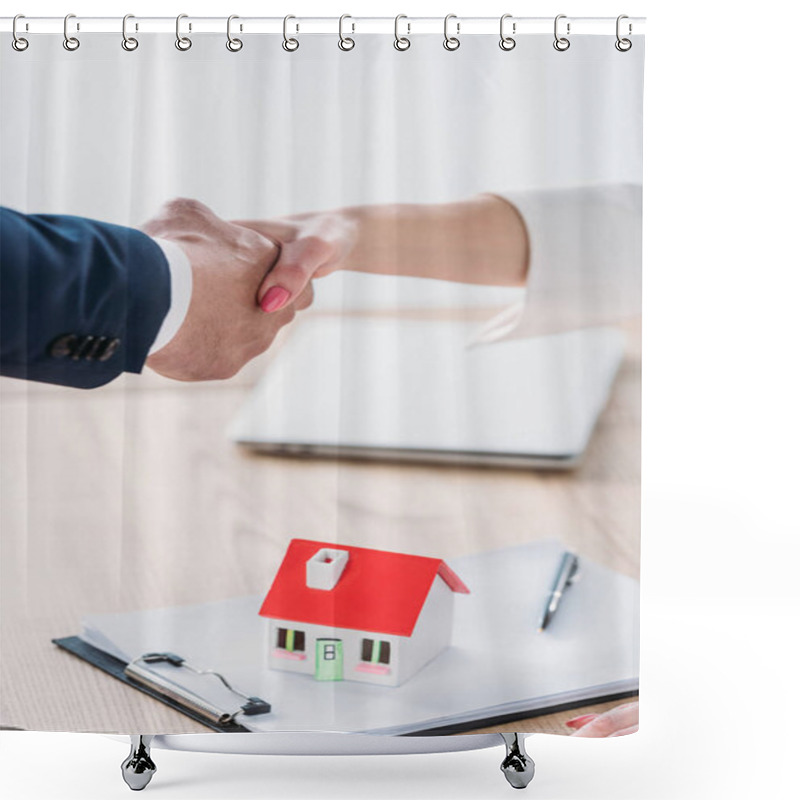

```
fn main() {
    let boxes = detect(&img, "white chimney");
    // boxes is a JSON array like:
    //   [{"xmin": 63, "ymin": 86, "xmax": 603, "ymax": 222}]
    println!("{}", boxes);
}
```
[{"xmin": 306, "ymin": 548, "xmax": 349, "ymax": 591}]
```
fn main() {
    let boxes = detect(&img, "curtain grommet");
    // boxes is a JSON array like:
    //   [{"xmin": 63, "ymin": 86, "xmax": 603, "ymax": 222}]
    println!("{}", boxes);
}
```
[
  {"xmin": 12, "ymin": 15, "xmax": 29, "ymax": 51},
  {"xmin": 282, "ymin": 15, "xmax": 299, "ymax": 52},
  {"xmin": 121, "ymin": 14, "xmax": 138, "ymax": 51},
  {"xmin": 63, "ymin": 13, "xmax": 80, "ymax": 51},
  {"xmin": 226, "ymin": 15, "xmax": 243, "ymax": 52},
  {"xmin": 443, "ymin": 14, "xmax": 460, "ymax": 51},
  {"xmin": 176, "ymin": 14, "xmax": 192, "ymax": 51},
  {"xmin": 338, "ymin": 14, "xmax": 355, "ymax": 51},
  {"xmin": 615, "ymin": 15, "xmax": 632, "ymax": 51},
  {"xmin": 553, "ymin": 15, "xmax": 571, "ymax": 51},
  {"xmin": 394, "ymin": 15, "xmax": 411, "ymax": 51},
  {"xmin": 499, "ymin": 14, "xmax": 516, "ymax": 51}
]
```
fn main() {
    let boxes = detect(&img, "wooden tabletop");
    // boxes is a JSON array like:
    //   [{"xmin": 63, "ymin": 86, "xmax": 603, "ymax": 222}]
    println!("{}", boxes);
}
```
[{"xmin": 0, "ymin": 312, "xmax": 640, "ymax": 737}]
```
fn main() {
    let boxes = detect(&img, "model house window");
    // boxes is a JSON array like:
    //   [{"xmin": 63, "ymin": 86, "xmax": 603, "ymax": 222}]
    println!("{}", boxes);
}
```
[
  {"xmin": 323, "ymin": 643, "xmax": 337, "ymax": 661},
  {"xmin": 276, "ymin": 628, "xmax": 306, "ymax": 653},
  {"xmin": 360, "ymin": 638, "xmax": 391, "ymax": 664}
]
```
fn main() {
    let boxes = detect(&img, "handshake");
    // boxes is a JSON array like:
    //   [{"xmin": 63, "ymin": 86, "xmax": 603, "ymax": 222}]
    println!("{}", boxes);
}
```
[
  {"xmin": 3, "ymin": 190, "xmax": 562, "ymax": 389},
  {"xmin": 141, "ymin": 191, "xmax": 533, "ymax": 382},
  {"xmin": 143, "ymin": 198, "xmax": 356, "ymax": 382}
]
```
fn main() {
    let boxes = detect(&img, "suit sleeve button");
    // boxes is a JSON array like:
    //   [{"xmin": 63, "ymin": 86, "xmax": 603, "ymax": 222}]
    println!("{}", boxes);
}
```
[
  {"xmin": 96, "ymin": 338, "xmax": 121, "ymax": 362},
  {"xmin": 84, "ymin": 337, "xmax": 107, "ymax": 361},
  {"xmin": 49, "ymin": 334, "xmax": 79, "ymax": 359},
  {"xmin": 72, "ymin": 336, "xmax": 96, "ymax": 360}
]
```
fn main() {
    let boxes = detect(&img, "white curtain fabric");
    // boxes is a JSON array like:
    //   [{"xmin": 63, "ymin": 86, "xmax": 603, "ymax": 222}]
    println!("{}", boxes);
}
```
[
  {"xmin": 1, "ymin": 33, "xmax": 642, "ymax": 310},
  {"xmin": 0, "ymin": 31, "xmax": 643, "ymax": 736}
]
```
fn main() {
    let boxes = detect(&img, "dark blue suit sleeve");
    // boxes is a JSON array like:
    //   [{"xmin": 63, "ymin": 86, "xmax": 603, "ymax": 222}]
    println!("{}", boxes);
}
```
[{"xmin": 0, "ymin": 207, "xmax": 171, "ymax": 388}]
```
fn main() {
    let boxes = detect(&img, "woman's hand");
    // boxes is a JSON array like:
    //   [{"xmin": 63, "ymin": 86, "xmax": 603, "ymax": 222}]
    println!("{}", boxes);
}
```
[
  {"xmin": 235, "ymin": 212, "xmax": 358, "ymax": 313},
  {"xmin": 566, "ymin": 701, "xmax": 639, "ymax": 737}
]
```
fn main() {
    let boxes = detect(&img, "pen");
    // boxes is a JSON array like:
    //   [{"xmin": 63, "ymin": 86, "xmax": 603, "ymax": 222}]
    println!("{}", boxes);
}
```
[{"xmin": 537, "ymin": 551, "xmax": 580, "ymax": 633}]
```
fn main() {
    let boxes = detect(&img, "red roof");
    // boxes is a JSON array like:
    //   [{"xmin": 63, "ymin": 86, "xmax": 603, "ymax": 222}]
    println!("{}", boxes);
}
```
[{"xmin": 259, "ymin": 539, "xmax": 469, "ymax": 637}]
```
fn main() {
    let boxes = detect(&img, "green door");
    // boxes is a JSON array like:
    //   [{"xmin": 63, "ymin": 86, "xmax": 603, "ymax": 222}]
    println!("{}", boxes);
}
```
[{"xmin": 315, "ymin": 638, "xmax": 343, "ymax": 681}]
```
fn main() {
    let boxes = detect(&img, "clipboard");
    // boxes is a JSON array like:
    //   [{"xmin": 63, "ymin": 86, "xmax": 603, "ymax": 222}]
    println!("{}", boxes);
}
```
[{"xmin": 53, "ymin": 636, "xmax": 270, "ymax": 733}]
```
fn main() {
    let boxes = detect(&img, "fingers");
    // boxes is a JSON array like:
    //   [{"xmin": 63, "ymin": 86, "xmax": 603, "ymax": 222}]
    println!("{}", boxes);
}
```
[
  {"xmin": 564, "ymin": 714, "xmax": 598, "ymax": 731},
  {"xmin": 247, "ymin": 281, "xmax": 314, "ymax": 360},
  {"xmin": 568, "ymin": 702, "xmax": 639, "ymax": 738},
  {"xmin": 257, "ymin": 236, "xmax": 333, "ymax": 313}
]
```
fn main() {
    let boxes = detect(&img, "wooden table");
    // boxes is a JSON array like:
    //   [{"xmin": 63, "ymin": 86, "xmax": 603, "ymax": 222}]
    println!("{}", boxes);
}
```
[{"xmin": 0, "ymin": 313, "xmax": 640, "ymax": 737}]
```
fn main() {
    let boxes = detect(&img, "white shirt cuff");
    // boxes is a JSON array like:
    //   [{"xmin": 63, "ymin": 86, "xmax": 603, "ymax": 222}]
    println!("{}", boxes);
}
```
[{"xmin": 148, "ymin": 238, "xmax": 193, "ymax": 355}]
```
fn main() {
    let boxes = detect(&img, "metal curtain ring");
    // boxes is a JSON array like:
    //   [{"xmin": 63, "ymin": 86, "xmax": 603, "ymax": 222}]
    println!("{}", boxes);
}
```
[
  {"xmin": 338, "ymin": 14, "xmax": 355, "ymax": 51},
  {"xmin": 226, "ymin": 15, "xmax": 243, "ymax": 51},
  {"xmin": 394, "ymin": 14, "xmax": 410, "ymax": 51},
  {"xmin": 176, "ymin": 14, "xmax": 192, "ymax": 51},
  {"xmin": 615, "ymin": 14, "xmax": 632, "ymax": 51},
  {"xmin": 63, "ymin": 13, "xmax": 80, "ymax": 51},
  {"xmin": 443, "ymin": 14, "xmax": 460, "ymax": 51},
  {"xmin": 553, "ymin": 14, "xmax": 570, "ymax": 51},
  {"xmin": 499, "ymin": 14, "xmax": 516, "ymax": 51},
  {"xmin": 283, "ymin": 15, "xmax": 299, "ymax": 52},
  {"xmin": 12, "ymin": 14, "xmax": 29, "ymax": 51},
  {"xmin": 121, "ymin": 14, "xmax": 138, "ymax": 51}
]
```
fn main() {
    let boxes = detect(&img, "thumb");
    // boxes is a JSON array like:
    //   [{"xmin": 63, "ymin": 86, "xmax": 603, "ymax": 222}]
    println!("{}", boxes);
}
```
[{"xmin": 257, "ymin": 236, "xmax": 332, "ymax": 313}]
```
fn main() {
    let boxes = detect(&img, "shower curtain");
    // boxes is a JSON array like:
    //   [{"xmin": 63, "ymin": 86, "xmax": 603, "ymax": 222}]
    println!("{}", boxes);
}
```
[{"xmin": 0, "ymin": 17, "xmax": 644, "ymax": 742}]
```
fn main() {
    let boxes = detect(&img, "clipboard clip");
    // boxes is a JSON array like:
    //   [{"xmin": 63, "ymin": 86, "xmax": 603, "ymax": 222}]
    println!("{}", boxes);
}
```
[{"xmin": 124, "ymin": 652, "xmax": 271, "ymax": 725}]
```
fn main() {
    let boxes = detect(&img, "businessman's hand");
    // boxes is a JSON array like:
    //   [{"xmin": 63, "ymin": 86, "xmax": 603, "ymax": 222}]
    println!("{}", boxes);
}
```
[
  {"xmin": 234, "ymin": 211, "xmax": 358, "ymax": 313},
  {"xmin": 142, "ymin": 198, "xmax": 313, "ymax": 381}
]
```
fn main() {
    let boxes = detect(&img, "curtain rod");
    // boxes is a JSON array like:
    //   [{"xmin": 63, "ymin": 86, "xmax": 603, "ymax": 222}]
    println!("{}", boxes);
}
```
[{"xmin": 1, "ymin": 16, "xmax": 646, "ymax": 37}]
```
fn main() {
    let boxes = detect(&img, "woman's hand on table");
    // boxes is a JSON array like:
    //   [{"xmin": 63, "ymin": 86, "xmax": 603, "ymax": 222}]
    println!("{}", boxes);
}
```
[{"xmin": 566, "ymin": 701, "xmax": 639, "ymax": 737}]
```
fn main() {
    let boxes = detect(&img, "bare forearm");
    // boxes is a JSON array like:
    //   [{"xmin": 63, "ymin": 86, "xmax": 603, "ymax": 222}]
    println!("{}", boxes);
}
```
[
  {"xmin": 338, "ymin": 195, "xmax": 528, "ymax": 286},
  {"xmin": 236, "ymin": 195, "xmax": 530, "ymax": 313}
]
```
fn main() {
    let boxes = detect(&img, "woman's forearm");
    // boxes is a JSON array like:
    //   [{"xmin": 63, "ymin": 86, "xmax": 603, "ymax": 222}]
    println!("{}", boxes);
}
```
[
  {"xmin": 336, "ymin": 195, "xmax": 529, "ymax": 286},
  {"xmin": 238, "ymin": 195, "xmax": 531, "ymax": 314},
  {"xmin": 242, "ymin": 184, "xmax": 639, "ymax": 323}
]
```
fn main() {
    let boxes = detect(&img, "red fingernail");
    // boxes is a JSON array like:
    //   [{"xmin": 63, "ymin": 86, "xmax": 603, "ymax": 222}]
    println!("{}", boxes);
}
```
[
  {"xmin": 260, "ymin": 286, "xmax": 290, "ymax": 313},
  {"xmin": 565, "ymin": 714, "xmax": 598, "ymax": 729}
]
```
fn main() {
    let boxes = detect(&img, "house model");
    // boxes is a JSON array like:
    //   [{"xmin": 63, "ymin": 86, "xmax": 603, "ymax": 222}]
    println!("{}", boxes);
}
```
[{"xmin": 258, "ymin": 539, "xmax": 470, "ymax": 687}]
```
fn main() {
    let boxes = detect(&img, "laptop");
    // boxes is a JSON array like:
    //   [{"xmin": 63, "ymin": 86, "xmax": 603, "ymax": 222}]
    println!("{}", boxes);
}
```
[{"xmin": 228, "ymin": 317, "xmax": 624, "ymax": 469}]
